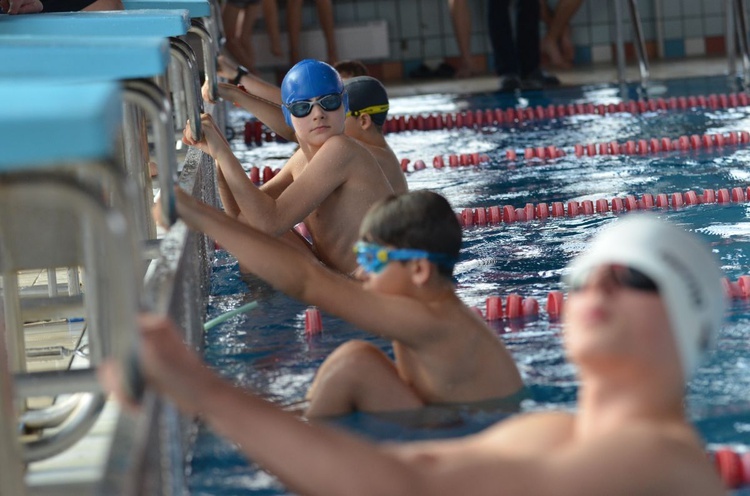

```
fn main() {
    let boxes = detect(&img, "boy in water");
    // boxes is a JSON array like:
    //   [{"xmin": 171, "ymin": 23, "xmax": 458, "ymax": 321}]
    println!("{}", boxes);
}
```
[
  {"xmin": 168, "ymin": 189, "xmax": 523, "ymax": 416},
  {"xmin": 205, "ymin": 61, "xmax": 406, "ymax": 194},
  {"xmin": 184, "ymin": 59, "xmax": 393, "ymax": 274},
  {"xmin": 105, "ymin": 215, "xmax": 726, "ymax": 495}
]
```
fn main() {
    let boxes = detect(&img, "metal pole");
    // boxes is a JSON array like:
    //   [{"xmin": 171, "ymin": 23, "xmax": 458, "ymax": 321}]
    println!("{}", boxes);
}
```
[
  {"xmin": 613, "ymin": 0, "xmax": 627, "ymax": 85},
  {"xmin": 628, "ymin": 0, "xmax": 651, "ymax": 87}
]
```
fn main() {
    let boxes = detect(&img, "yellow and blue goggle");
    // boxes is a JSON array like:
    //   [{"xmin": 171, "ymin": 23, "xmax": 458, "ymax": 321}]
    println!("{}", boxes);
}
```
[
  {"xmin": 346, "ymin": 103, "xmax": 389, "ymax": 118},
  {"xmin": 353, "ymin": 241, "xmax": 456, "ymax": 274}
]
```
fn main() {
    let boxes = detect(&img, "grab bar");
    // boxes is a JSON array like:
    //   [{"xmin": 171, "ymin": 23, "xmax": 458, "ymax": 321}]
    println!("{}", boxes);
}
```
[
  {"xmin": 613, "ymin": 0, "xmax": 650, "ymax": 88},
  {"xmin": 169, "ymin": 37, "xmax": 204, "ymax": 141},
  {"xmin": 124, "ymin": 79, "xmax": 180, "ymax": 225},
  {"xmin": 189, "ymin": 18, "xmax": 218, "ymax": 102},
  {"xmin": 732, "ymin": 0, "xmax": 750, "ymax": 87},
  {"xmin": 0, "ymin": 176, "xmax": 139, "ymax": 463}
]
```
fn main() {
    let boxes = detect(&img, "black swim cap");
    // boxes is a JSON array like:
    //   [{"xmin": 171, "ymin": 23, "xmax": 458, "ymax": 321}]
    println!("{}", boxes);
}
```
[{"xmin": 344, "ymin": 76, "xmax": 389, "ymax": 126}]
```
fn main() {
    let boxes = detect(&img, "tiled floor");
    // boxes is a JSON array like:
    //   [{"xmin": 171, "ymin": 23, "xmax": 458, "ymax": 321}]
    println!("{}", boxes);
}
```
[
  {"xmin": 3, "ymin": 268, "xmax": 118, "ymax": 493},
  {"xmin": 387, "ymin": 56, "xmax": 733, "ymax": 97}
]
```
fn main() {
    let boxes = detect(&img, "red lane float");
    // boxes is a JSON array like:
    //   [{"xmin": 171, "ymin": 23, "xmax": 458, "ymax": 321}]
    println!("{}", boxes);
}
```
[
  {"xmin": 485, "ymin": 296, "xmax": 503, "ymax": 321},
  {"xmin": 458, "ymin": 184, "xmax": 750, "ymax": 229},
  {"xmin": 304, "ymin": 307, "xmax": 323, "ymax": 336},
  {"xmin": 547, "ymin": 291, "xmax": 564, "ymax": 319},
  {"xmin": 484, "ymin": 295, "xmax": 541, "ymax": 322},
  {"xmin": 382, "ymin": 92, "xmax": 750, "ymax": 136},
  {"xmin": 503, "ymin": 130, "xmax": 748, "ymax": 163}
]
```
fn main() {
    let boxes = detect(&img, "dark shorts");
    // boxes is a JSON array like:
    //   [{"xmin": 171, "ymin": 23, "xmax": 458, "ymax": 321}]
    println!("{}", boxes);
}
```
[
  {"xmin": 42, "ymin": 0, "xmax": 97, "ymax": 11},
  {"xmin": 225, "ymin": 0, "xmax": 259, "ymax": 7}
]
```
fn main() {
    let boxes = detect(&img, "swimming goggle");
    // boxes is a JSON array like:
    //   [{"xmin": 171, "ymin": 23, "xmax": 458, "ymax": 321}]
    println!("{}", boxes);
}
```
[
  {"xmin": 284, "ymin": 93, "xmax": 343, "ymax": 118},
  {"xmin": 353, "ymin": 241, "xmax": 456, "ymax": 274},
  {"xmin": 567, "ymin": 264, "xmax": 659, "ymax": 293},
  {"xmin": 346, "ymin": 103, "xmax": 389, "ymax": 118}
]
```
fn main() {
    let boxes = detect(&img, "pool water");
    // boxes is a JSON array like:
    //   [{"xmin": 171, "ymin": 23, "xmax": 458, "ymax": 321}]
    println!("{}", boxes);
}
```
[{"xmin": 189, "ymin": 76, "xmax": 750, "ymax": 495}]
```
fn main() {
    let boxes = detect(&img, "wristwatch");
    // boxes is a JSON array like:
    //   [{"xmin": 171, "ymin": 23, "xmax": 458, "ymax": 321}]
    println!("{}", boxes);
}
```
[{"xmin": 232, "ymin": 66, "xmax": 249, "ymax": 85}]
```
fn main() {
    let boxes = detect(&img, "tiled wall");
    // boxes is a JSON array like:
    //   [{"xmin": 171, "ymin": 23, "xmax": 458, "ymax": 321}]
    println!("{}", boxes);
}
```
[
  {"xmin": 567, "ymin": 0, "xmax": 728, "ymax": 64},
  {"xmin": 270, "ymin": 0, "xmax": 731, "ymax": 80}
]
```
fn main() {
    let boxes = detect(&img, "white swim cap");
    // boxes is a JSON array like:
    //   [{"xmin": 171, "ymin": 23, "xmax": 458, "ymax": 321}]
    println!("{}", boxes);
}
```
[{"xmin": 564, "ymin": 214, "xmax": 726, "ymax": 379}]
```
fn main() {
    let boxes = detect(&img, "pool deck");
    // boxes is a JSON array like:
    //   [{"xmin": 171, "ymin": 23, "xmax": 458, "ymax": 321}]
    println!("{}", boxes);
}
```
[{"xmin": 386, "ymin": 56, "xmax": 731, "ymax": 97}]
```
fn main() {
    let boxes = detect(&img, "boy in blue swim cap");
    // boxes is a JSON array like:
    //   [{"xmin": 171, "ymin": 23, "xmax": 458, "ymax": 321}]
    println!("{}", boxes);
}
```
[
  {"xmin": 107, "ymin": 215, "xmax": 726, "ymax": 496},
  {"xmin": 181, "ymin": 59, "xmax": 394, "ymax": 274},
  {"xmin": 204, "ymin": 58, "xmax": 406, "ymax": 195}
]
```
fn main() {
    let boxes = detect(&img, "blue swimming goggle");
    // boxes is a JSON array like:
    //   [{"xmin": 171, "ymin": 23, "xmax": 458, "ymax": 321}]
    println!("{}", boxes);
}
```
[{"xmin": 353, "ymin": 241, "xmax": 456, "ymax": 274}]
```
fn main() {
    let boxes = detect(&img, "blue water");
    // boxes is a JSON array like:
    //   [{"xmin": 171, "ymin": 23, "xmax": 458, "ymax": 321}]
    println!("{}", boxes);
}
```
[{"xmin": 191, "ymin": 76, "xmax": 750, "ymax": 495}]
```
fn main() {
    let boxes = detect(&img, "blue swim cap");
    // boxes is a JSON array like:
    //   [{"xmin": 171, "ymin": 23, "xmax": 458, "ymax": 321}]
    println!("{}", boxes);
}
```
[{"xmin": 281, "ymin": 59, "xmax": 348, "ymax": 127}]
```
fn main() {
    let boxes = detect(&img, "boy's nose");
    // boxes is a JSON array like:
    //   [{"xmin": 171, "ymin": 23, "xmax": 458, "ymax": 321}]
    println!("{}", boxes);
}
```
[{"xmin": 309, "ymin": 103, "xmax": 323, "ymax": 117}]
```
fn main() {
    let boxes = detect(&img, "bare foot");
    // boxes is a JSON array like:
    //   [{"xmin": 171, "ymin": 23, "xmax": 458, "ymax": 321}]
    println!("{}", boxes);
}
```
[
  {"xmin": 541, "ymin": 36, "xmax": 572, "ymax": 70},
  {"xmin": 455, "ymin": 63, "xmax": 478, "ymax": 79}
]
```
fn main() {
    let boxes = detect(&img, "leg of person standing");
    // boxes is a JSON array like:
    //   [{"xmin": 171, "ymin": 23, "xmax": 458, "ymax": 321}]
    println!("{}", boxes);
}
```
[
  {"xmin": 541, "ymin": 0, "xmax": 584, "ymax": 68},
  {"xmin": 448, "ymin": 0, "xmax": 477, "ymax": 78},
  {"xmin": 487, "ymin": 0, "xmax": 520, "ymax": 91},
  {"xmin": 315, "ymin": 0, "xmax": 338, "ymax": 64},
  {"xmin": 517, "ymin": 0, "xmax": 559, "ymax": 89}
]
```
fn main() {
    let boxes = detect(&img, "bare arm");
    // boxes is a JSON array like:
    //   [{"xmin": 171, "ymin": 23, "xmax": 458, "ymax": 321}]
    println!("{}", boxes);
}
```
[
  {"xmin": 0, "ymin": 0, "xmax": 43, "ymax": 13},
  {"xmin": 183, "ymin": 114, "xmax": 321, "ymax": 235},
  {"xmin": 108, "ymin": 315, "xmax": 428, "ymax": 496},
  {"xmin": 259, "ymin": 153, "xmax": 298, "ymax": 199},
  {"xmin": 176, "ymin": 190, "xmax": 451, "ymax": 346},
  {"xmin": 216, "ymin": 83, "xmax": 297, "ymax": 142}
]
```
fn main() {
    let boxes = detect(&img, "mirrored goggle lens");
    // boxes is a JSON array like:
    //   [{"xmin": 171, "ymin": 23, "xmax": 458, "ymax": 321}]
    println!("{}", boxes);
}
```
[
  {"xmin": 569, "ymin": 265, "xmax": 658, "ymax": 293},
  {"xmin": 613, "ymin": 266, "xmax": 659, "ymax": 292},
  {"xmin": 287, "ymin": 93, "xmax": 343, "ymax": 118}
]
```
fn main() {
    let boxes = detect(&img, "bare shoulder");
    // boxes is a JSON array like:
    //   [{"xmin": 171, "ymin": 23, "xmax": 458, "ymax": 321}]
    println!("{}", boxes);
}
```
[
  {"xmin": 319, "ymin": 134, "xmax": 373, "ymax": 159},
  {"xmin": 544, "ymin": 422, "xmax": 726, "ymax": 496},
  {"xmin": 474, "ymin": 411, "xmax": 575, "ymax": 455}
]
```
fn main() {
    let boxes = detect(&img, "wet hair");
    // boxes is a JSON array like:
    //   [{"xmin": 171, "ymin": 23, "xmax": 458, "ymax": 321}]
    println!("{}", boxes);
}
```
[
  {"xmin": 359, "ymin": 190, "xmax": 462, "ymax": 278},
  {"xmin": 333, "ymin": 59, "xmax": 369, "ymax": 78}
]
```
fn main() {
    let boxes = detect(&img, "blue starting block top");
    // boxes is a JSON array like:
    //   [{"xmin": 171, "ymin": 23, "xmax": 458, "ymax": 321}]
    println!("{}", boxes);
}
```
[
  {"xmin": 0, "ymin": 36, "xmax": 170, "ymax": 81},
  {"xmin": 0, "ymin": 9, "xmax": 190, "ymax": 37},
  {"xmin": 0, "ymin": 80, "xmax": 122, "ymax": 170},
  {"xmin": 121, "ymin": 0, "xmax": 210, "ymax": 18}
]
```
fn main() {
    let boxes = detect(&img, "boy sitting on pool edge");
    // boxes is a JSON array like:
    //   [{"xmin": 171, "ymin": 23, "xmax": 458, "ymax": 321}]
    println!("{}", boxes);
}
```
[
  {"xmin": 183, "ymin": 59, "xmax": 394, "ymax": 275},
  {"xmin": 166, "ymin": 188, "xmax": 524, "ymax": 417}
]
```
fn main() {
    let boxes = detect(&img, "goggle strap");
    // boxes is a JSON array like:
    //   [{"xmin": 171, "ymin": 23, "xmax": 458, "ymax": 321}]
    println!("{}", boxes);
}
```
[{"xmin": 348, "ymin": 104, "xmax": 390, "ymax": 117}]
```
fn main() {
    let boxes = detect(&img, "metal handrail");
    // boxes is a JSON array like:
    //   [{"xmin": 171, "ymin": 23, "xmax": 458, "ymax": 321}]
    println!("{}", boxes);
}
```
[
  {"xmin": 169, "ymin": 37, "xmax": 204, "ymax": 141},
  {"xmin": 189, "ymin": 19, "xmax": 218, "ymax": 102},
  {"xmin": 124, "ymin": 79, "xmax": 180, "ymax": 226},
  {"xmin": 0, "ymin": 174, "xmax": 140, "ymax": 463},
  {"xmin": 0, "ymin": 303, "xmax": 26, "ymax": 496},
  {"xmin": 733, "ymin": 0, "xmax": 750, "ymax": 86},
  {"xmin": 613, "ymin": 0, "xmax": 650, "ymax": 88}
]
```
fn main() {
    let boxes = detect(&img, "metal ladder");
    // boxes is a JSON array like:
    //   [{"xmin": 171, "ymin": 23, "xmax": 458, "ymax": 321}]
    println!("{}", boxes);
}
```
[
  {"xmin": 613, "ymin": 0, "xmax": 651, "ymax": 89},
  {"xmin": 727, "ymin": 0, "xmax": 750, "ymax": 87}
]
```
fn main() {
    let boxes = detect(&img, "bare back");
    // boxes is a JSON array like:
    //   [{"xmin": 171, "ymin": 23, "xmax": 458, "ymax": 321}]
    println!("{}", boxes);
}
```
[
  {"xmin": 392, "ymin": 295, "xmax": 523, "ymax": 405},
  {"xmin": 283, "ymin": 135, "xmax": 394, "ymax": 273},
  {"xmin": 364, "ymin": 142, "xmax": 408, "ymax": 195}
]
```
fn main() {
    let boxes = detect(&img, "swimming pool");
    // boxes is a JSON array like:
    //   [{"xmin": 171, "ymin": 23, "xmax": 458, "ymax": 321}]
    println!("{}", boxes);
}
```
[{"xmin": 189, "ymin": 75, "xmax": 750, "ymax": 495}]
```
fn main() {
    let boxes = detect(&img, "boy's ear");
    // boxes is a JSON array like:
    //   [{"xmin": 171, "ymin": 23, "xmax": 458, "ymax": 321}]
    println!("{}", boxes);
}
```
[
  {"xmin": 359, "ymin": 113, "xmax": 373, "ymax": 130},
  {"xmin": 410, "ymin": 258, "xmax": 433, "ymax": 286}
]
